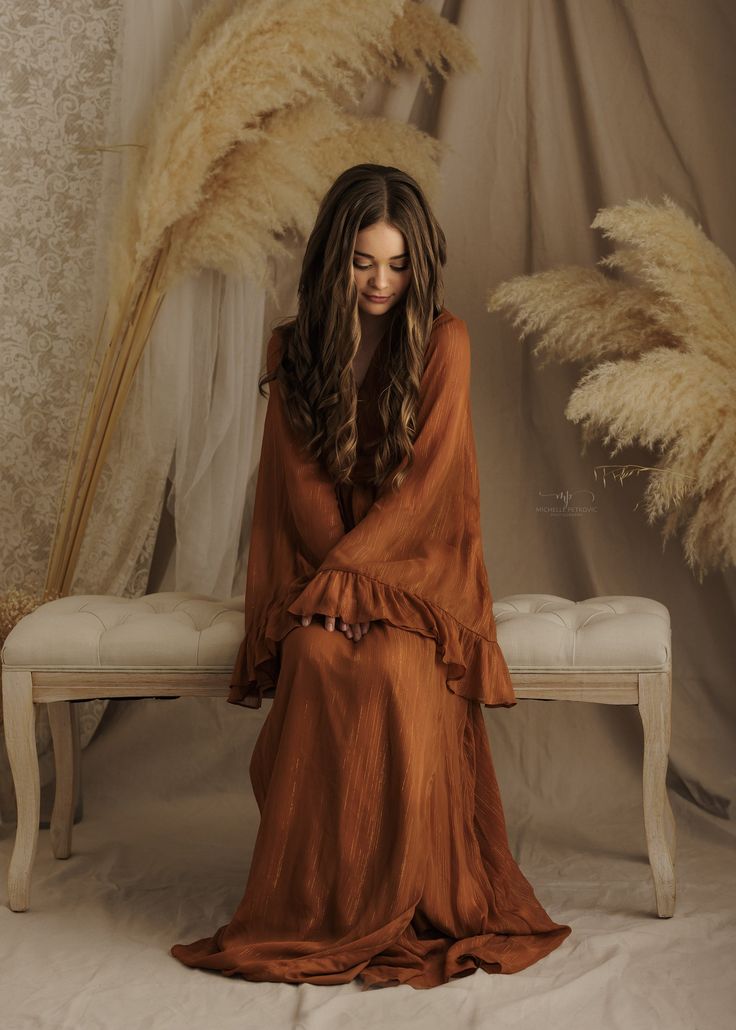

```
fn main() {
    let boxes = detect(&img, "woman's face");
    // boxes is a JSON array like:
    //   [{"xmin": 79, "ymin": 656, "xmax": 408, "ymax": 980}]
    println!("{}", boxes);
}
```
[{"xmin": 352, "ymin": 220, "xmax": 412, "ymax": 317}]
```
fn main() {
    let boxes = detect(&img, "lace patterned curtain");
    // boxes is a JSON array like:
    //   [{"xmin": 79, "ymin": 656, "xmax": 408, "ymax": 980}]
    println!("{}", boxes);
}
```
[
  {"xmin": 0, "ymin": 0, "xmax": 275, "ymax": 808},
  {"xmin": 0, "ymin": 0, "xmax": 123, "ymax": 806}
]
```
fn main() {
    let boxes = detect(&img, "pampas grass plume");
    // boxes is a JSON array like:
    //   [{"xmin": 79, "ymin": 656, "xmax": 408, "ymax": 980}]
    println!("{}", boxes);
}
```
[{"xmin": 488, "ymin": 196, "xmax": 736, "ymax": 581}]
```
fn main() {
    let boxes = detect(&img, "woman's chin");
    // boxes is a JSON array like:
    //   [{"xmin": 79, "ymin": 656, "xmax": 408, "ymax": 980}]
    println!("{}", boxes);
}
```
[{"xmin": 358, "ymin": 296, "xmax": 398, "ymax": 316}]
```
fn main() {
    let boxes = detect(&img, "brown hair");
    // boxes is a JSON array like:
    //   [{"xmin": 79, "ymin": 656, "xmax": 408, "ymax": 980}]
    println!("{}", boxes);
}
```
[{"xmin": 260, "ymin": 163, "xmax": 447, "ymax": 492}]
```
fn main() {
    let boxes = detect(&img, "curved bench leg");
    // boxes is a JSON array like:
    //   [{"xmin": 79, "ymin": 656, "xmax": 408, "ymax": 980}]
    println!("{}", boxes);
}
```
[
  {"xmin": 2, "ymin": 669, "xmax": 39, "ymax": 912},
  {"xmin": 0, "ymin": 748, "xmax": 17, "ymax": 824},
  {"xmin": 638, "ymin": 668, "xmax": 677, "ymax": 917},
  {"xmin": 48, "ymin": 701, "xmax": 80, "ymax": 860}
]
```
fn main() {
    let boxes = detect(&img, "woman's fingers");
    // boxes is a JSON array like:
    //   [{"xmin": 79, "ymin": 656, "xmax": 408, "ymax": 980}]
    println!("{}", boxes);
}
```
[
  {"xmin": 300, "ymin": 614, "xmax": 361, "ymax": 635},
  {"xmin": 336, "ymin": 617, "xmax": 357, "ymax": 640},
  {"xmin": 309, "ymin": 615, "xmax": 372, "ymax": 640}
]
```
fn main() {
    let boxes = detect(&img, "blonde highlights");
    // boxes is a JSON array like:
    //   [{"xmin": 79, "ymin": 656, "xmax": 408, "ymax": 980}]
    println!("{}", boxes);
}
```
[{"xmin": 260, "ymin": 163, "xmax": 447, "ymax": 493}]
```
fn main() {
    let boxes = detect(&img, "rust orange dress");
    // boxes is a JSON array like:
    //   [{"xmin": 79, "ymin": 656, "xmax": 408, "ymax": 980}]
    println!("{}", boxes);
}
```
[{"xmin": 170, "ymin": 307, "xmax": 572, "ymax": 989}]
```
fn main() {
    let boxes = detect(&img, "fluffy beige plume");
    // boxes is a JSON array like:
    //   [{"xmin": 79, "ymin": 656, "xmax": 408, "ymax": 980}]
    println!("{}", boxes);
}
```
[
  {"xmin": 167, "ymin": 95, "xmax": 443, "ymax": 293},
  {"xmin": 367, "ymin": 0, "xmax": 480, "ymax": 90},
  {"xmin": 44, "ymin": 0, "xmax": 477, "ymax": 598},
  {"xmin": 108, "ymin": 0, "xmax": 475, "ymax": 320},
  {"xmin": 487, "ymin": 196, "xmax": 736, "ymax": 580},
  {"xmin": 486, "ymin": 266, "xmax": 678, "ymax": 367},
  {"xmin": 106, "ymin": 0, "xmax": 240, "ymax": 322},
  {"xmin": 310, "ymin": 109, "xmax": 443, "ymax": 193},
  {"xmin": 130, "ymin": 4, "xmax": 423, "ymax": 280},
  {"xmin": 593, "ymin": 196, "xmax": 736, "ymax": 366}
]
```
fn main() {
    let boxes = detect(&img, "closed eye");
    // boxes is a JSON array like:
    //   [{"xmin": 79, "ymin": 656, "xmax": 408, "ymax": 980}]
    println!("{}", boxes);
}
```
[{"xmin": 353, "ymin": 261, "xmax": 409, "ymax": 272}]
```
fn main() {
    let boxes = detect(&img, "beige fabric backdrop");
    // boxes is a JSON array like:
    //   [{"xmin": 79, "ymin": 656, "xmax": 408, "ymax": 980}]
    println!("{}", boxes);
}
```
[
  {"xmin": 0, "ymin": 0, "xmax": 123, "ymax": 811},
  {"xmin": 426, "ymin": 0, "xmax": 736, "ymax": 825},
  {"xmin": 154, "ymin": 0, "xmax": 736, "ymax": 820},
  {"xmin": 2, "ymin": 1, "xmax": 735, "ymax": 1027}
]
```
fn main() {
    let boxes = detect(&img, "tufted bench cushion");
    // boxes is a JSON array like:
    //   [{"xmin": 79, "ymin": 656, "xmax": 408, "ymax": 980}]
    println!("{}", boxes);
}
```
[
  {"xmin": 1, "ymin": 591, "xmax": 671, "ymax": 675},
  {"xmin": 493, "ymin": 594, "xmax": 671, "ymax": 672},
  {"xmin": 0, "ymin": 592, "xmax": 247, "ymax": 672},
  {"xmin": 2, "ymin": 588, "xmax": 675, "ymax": 917}
]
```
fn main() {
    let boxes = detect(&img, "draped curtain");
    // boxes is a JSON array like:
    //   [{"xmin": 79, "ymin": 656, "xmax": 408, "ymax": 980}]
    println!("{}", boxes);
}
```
[
  {"xmin": 0, "ymin": 0, "xmax": 123, "ymax": 803},
  {"xmin": 0, "ymin": 0, "xmax": 272, "ymax": 801},
  {"xmin": 3, "ymin": 2, "xmax": 735, "ymax": 1023},
  {"xmin": 144, "ymin": 0, "xmax": 736, "ymax": 817},
  {"xmin": 1, "ymin": 0, "xmax": 734, "ymax": 827}
]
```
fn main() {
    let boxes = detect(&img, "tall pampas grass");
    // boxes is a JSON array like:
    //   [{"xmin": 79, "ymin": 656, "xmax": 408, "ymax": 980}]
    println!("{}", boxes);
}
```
[
  {"xmin": 108, "ymin": 0, "xmax": 473, "ymax": 321},
  {"xmin": 488, "ymin": 195, "xmax": 736, "ymax": 582},
  {"xmin": 167, "ymin": 96, "xmax": 444, "ymax": 284},
  {"xmin": 39, "ymin": 0, "xmax": 477, "ymax": 602}
]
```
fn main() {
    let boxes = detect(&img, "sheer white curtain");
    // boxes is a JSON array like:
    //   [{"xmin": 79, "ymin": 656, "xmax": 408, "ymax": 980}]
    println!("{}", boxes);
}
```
[
  {"xmin": 162, "ymin": 270, "xmax": 265, "ymax": 596},
  {"xmin": 76, "ymin": 0, "xmax": 268, "ymax": 601}
]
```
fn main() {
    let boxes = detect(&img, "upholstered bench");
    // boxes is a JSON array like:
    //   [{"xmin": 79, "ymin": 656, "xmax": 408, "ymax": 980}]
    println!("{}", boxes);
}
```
[
  {"xmin": 1, "ymin": 591, "xmax": 675, "ymax": 918},
  {"xmin": 494, "ymin": 594, "xmax": 675, "ymax": 919}
]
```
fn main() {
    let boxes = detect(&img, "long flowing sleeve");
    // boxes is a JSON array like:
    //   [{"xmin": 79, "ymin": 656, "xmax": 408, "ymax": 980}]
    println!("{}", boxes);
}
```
[
  {"xmin": 284, "ymin": 313, "xmax": 516, "ymax": 709},
  {"xmin": 228, "ymin": 330, "xmax": 345, "ymax": 706},
  {"xmin": 229, "ymin": 311, "xmax": 516, "ymax": 710}
]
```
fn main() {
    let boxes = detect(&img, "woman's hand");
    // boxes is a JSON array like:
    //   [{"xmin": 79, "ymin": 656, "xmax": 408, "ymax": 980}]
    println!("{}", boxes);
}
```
[{"xmin": 300, "ymin": 614, "xmax": 371, "ymax": 641}]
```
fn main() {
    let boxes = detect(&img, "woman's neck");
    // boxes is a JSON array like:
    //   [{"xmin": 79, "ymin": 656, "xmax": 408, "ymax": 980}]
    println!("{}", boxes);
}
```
[{"xmin": 358, "ymin": 307, "xmax": 391, "ymax": 346}]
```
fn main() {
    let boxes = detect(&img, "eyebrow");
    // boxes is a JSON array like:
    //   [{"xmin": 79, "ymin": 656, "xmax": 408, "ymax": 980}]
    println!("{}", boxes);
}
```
[{"xmin": 354, "ymin": 249, "xmax": 409, "ymax": 260}]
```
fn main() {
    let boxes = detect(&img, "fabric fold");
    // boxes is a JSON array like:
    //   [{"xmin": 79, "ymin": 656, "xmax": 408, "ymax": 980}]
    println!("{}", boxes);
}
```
[
  {"xmin": 173, "ymin": 305, "xmax": 572, "ymax": 990},
  {"xmin": 228, "ymin": 307, "xmax": 517, "ymax": 712},
  {"xmin": 287, "ymin": 566, "xmax": 516, "ymax": 707},
  {"xmin": 175, "ymin": 619, "xmax": 571, "ymax": 988},
  {"xmin": 229, "ymin": 564, "xmax": 515, "ymax": 709}
]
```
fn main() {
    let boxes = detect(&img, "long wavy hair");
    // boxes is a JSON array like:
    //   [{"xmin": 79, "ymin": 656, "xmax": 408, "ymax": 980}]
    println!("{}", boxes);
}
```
[{"xmin": 259, "ymin": 163, "xmax": 447, "ymax": 493}]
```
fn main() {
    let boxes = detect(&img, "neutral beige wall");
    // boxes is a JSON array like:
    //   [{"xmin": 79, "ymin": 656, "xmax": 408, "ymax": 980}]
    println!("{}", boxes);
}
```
[{"xmin": 148, "ymin": 0, "xmax": 736, "ymax": 822}]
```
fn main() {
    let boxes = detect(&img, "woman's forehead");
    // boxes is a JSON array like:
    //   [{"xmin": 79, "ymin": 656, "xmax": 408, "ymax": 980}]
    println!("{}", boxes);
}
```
[{"xmin": 354, "ymin": 221, "xmax": 406, "ymax": 253}]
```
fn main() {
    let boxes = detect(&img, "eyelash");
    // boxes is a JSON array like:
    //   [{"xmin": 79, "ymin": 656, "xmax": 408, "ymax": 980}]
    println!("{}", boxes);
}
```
[{"xmin": 353, "ymin": 261, "xmax": 409, "ymax": 272}]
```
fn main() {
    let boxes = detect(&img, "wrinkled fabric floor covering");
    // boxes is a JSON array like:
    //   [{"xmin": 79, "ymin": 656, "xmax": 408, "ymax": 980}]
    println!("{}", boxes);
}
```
[
  {"xmin": 1, "ymin": 693, "xmax": 734, "ymax": 1027},
  {"xmin": 171, "ymin": 621, "xmax": 571, "ymax": 988}
]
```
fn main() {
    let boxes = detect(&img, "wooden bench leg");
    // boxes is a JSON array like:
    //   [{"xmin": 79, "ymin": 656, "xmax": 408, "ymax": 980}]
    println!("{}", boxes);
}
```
[
  {"xmin": 2, "ymin": 669, "xmax": 39, "ymax": 912},
  {"xmin": 48, "ymin": 701, "xmax": 80, "ymax": 860},
  {"xmin": 0, "ymin": 748, "xmax": 18, "ymax": 825},
  {"xmin": 638, "ymin": 668, "xmax": 677, "ymax": 917}
]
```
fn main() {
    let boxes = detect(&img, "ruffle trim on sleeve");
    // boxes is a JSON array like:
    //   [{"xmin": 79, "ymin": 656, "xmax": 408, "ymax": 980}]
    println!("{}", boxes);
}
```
[{"xmin": 228, "ymin": 567, "xmax": 516, "ymax": 710}]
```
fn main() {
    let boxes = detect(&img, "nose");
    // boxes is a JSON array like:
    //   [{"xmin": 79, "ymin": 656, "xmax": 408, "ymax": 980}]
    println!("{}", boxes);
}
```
[{"xmin": 370, "ymin": 268, "xmax": 389, "ymax": 289}]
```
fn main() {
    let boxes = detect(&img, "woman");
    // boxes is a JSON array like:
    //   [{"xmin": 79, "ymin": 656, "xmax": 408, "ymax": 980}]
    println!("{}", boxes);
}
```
[{"xmin": 171, "ymin": 164, "xmax": 572, "ymax": 990}]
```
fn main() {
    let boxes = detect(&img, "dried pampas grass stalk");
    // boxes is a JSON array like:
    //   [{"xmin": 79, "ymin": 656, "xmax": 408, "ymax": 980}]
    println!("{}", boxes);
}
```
[
  {"xmin": 487, "ymin": 195, "xmax": 736, "ymax": 581},
  {"xmin": 42, "ymin": 0, "xmax": 477, "ymax": 602}
]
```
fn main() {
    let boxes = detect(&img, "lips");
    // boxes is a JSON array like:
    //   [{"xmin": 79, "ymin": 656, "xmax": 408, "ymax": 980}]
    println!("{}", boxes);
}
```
[{"xmin": 365, "ymin": 294, "xmax": 391, "ymax": 302}]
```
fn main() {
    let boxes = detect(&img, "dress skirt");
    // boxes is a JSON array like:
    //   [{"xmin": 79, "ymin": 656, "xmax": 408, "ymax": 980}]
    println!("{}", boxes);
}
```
[{"xmin": 170, "ymin": 617, "xmax": 572, "ymax": 990}]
